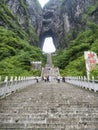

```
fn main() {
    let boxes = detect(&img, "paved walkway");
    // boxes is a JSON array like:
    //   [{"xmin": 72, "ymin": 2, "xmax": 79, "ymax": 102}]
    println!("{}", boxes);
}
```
[{"xmin": 0, "ymin": 80, "xmax": 98, "ymax": 129}]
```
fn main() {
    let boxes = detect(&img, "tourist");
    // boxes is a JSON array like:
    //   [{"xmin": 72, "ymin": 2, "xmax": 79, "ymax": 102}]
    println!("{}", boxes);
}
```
[
  {"xmin": 57, "ymin": 76, "xmax": 60, "ymax": 83},
  {"xmin": 62, "ymin": 77, "xmax": 65, "ymax": 82},
  {"xmin": 44, "ymin": 76, "xmax": 47, "ymax": 82},
  {"xmin": 47, "ymin": 76, "xmax": 50, "ymax": 82},
  {"xmin": 36, "ymin": 77, "xmax": 39, "ymax": 83}
]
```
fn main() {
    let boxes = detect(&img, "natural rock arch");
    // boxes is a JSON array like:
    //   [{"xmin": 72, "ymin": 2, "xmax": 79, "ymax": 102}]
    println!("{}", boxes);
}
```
[{"xmin": 39, "ymin": 29, "xmax": 57, "ymax": 49}]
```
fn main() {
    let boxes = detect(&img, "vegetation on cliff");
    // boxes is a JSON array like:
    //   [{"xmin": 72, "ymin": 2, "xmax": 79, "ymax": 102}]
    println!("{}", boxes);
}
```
[
  {"xmin": 53, "ymin": 22, "xmax": 98, "ymax": 78},
  {"xmin": 0, "ymin": 2, "xmax": 39, "ymax": 44},
  {"xmin": 0, "ymin": 27, "xmax": 43, "ymax": 77},
  {"xmin": 0, "ymin": 2, "xmax": 43, "ymax": 77},
  {"xmin": 0, "ymin": 0, "xmax": 98, "ymax": 79},
  {"xmin": 53, "ymin": 2, "xmax": 98, "ymax": 78}
]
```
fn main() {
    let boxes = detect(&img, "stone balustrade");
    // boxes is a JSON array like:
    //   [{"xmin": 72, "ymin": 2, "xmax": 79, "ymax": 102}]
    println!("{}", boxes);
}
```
[
  {"xmin": 0, "ymin": 76, "xmax": 41, "ymax": 98},
  {"xmin": 65, "ymin": 76, "xmax": 98, "ymax": 92}
]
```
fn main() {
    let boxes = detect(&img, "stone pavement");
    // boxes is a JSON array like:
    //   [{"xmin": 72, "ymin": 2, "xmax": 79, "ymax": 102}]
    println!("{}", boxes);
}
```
[{"xmin": 0, "ymin": 80, "xmax": 98, "ymax": 130}]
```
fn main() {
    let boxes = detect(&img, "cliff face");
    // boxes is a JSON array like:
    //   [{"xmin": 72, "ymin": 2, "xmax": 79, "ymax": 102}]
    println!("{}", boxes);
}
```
[
  {"xmin": 40, "ymin": 0, "xmax": 98, "ymax": 49},
  {"xmin": 0, "ymin": 0, "xmax": 43, "ymax": 46},
  {"xmin": 40, "ymin": 0, "xmax": 63, "ymax": 48},
  {"xmin": 0, "ymin": 0, "xmax": 98, "ymax": 48},
  {"xmin": 26, "ymin": 0, "xmax": 42, "ymax": 35},
  {"xmin": 5, "ymin": 0, "xmax": 42, "ymax": 35},
  {"xmin": 60, "ymin": 0, "xmax": 98, "ymax": 38}
]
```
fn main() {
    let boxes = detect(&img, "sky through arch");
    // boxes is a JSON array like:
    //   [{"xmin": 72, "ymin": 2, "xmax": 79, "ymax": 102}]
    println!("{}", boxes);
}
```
[
  {"xmin": 42, "ymin": 37, "xmax": 56, "ymax": 53},
  {"xmin": 38, "ymin": 0, "xmax": 49, "ymax": 8}
]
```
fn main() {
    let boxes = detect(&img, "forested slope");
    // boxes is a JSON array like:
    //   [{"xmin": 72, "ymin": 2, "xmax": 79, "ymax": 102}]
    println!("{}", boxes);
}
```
[
  {"xmin": 53, "ymin": 2, "xmax": 98, "ymax": 78},
  {"xmin": 0, "ymin": 0, "xmax": 98, "ymax": 78},
  {"xmin": 0, "ymin": 1, "xmax": 43, "ymax": 77}
]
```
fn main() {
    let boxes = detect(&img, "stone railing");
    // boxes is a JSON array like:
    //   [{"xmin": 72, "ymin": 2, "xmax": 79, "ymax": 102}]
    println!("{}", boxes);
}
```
[
  {"xmin": 0, "ymin": 76, "xmax": 41, "ymax": 98},
  {"xmin": 65, "ymin": 76, "xmax": 98, "ymax": 92}
]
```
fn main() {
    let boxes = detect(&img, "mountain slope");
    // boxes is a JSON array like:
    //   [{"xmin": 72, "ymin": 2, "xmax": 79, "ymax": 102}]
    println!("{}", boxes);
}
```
[
  {"xmin": 0, "ymin": 0, "xmax": 43, "ymax": 77},
  {"xmin": 53, "ymin": 22, "xmax": 98, "ymax": 78},
  {"xmin": 0, "ymin": 0, "xmax": 98, "ymax": 77}
]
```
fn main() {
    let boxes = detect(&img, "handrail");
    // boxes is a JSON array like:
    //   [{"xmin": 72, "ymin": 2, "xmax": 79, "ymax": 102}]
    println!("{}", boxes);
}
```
[
  {"xmin": 0, "ymin": 76, "xmax": 41, "ymax": 98},
  {"xmin": 65, "ymin": 76, "xmax": 98, "ymax": 92}
]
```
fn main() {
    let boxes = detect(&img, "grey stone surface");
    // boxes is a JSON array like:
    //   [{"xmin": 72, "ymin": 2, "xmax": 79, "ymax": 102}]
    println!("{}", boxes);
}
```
[
  {"xmin": 0, "ymin": 81, "xmax": 98, "ymax": 129},
  {"xmin": 46, "ymin": 53, "xmax": 53, "ymax": 68}
]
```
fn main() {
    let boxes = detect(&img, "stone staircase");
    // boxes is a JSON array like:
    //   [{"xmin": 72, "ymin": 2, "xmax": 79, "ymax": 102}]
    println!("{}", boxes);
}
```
[
  {"xmin": 0, "ymin": 81, "xmax": 98, "ymax": 129},
  {"xmin": 41, "ymin": 53, "xmax": 60, "ymax": 78},
  {"xmin": 41, "ymin": 67, "xmax": 60, "ymax": 78}
]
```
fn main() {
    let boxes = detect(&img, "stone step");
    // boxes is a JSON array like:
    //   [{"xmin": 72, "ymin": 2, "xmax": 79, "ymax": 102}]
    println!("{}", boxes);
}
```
[
  {"xmin": 0, "ymin": 123, "xmax": 25, "ymax": 129},
  {"xmin": 0, "ymin": 81, "xmax": 98, "ymax": 129},
  {"xmin": 0, "ymin": 123, "xmax": 97, "ymax": 129}
]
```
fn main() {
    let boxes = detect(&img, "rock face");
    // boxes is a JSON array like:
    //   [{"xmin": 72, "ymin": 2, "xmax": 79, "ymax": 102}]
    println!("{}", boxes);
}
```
[
  {"xmin": 4, "ymin": 0, "xmax": 42, "ymax": 35},
  {"xmin": 40, "ymin": 0, "xmax": 63, "ymax": 49},
  {"xmin": 40, "ymin": 0, "xmax": 98, "ymax": 49},
  {"xmin": 25, "ymin": 0, "xmax": 42, "ymax": 35},
  {"xmin": 1, "ymin": 0, "xmax": 98, "ymax": 48}
]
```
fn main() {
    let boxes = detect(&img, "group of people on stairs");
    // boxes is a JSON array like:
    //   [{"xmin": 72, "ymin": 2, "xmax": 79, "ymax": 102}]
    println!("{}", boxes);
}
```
[{"xmin": 42, "ymin": 75, "xmax": 66, "ymax": 83}]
